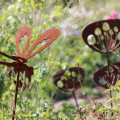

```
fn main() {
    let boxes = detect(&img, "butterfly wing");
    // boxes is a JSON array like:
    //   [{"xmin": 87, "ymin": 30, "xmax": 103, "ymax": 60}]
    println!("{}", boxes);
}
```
[
  {"xmin": 15, "ymin": 26, "xmax": 31, "ymax": 58},
  {"xmin": 0, "ymin": 27, "xmax": 31, "ymax": 63},
  {"xmin": 24, "ymin": 28, "xmax": 60, "ymax": 59},
  {"xmin": 15, "ymin": 27, "xmax": 60, "ymax": 60}
]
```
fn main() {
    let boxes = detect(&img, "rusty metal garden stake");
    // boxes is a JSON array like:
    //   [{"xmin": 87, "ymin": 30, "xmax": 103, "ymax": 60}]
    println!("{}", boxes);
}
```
[
  {"xmin": 72, "ymin": 91, "xmax": 81, "ymax": 119},
  {"xmin": 82, "ymin": 19, "xmax": 120, "ymax": 54},
  {"xmin": 72, "ymin": 91, "xmax": 81, "ymax": 118},
  {"xmin": 82, "ymin": 19, "xmax": 120, "ymax": 116},
  {"xmin": 106, "ymin": 53, "xmax": 113, "ymax": 116},
  {"xmin": 0, "ymin": 26, "xmax": 60, "ymax": 119},
  {"xmin": 12, "ymin": 71, "xmax": 20, "ymax": 120},
  {"xmin": 72, "ymin": 91, "xmax": 79, "ymax": 108},
  {"xmin": 53, "ymin": 67, "xmax": 85, "ymax": 118},
  {"xmin": 82, "ymin": 19, "xmax": 120, "ymax": 87}
]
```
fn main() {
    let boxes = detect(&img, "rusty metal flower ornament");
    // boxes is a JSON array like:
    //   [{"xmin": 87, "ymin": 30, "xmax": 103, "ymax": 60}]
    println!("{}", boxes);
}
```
[
  {"xmin": 82, "ymin": 19, "xmax": 120, "ymax": 89},
  {"xmin": 94, "ymin": 62, "xmax": 120, "ymax": 89},
  {"xmin": 53, "ymin": 67, "xmax": 84, "ymax": 111},
  {"xmin": 82, "ymin": 20, "xmax": 120, "ymax": 113},
  {"xmin": 53, "ymin": 67, "xmax": 84, "ymax": 92},
  {"xmin": 0, "ymin": 26, "xmax": 60, "ymax": 120},
  {"xmin": 82, "ymin": 19, "xmax": 120, "ymax": 54}
]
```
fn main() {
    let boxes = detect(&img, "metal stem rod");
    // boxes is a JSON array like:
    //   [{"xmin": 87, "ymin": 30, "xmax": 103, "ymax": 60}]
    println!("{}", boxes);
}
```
[
  {"xmin": 12, "ymin": 71, "xmax": 20, "ymax": 120},
  {"xmin": 106, "ymin": 53, "xmax": 110, "ymax": 76},
  {"xmin": 106, "ymin": 53, "xmax": 113, "ymax": 116},
  {"xmin": 73, "ymin": 91, "xmax": 79, "ymax": 108},
  {"xmin": 72, "ymin": 91, "xmax": 81, "ymax": 118}
]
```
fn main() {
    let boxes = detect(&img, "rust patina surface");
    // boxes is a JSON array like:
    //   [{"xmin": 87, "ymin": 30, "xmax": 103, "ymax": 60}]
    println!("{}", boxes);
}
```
[
  {"xmin": 0, "ymin": 26, "xmax": 60, "ymax": 120},
  {"xmin": 82, "ymin": 19, "xmax": 120, "ymax": 88}
]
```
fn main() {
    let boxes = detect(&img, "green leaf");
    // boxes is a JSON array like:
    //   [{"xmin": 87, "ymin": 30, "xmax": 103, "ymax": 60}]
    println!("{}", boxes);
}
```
[
  {"xmin": 105, "ymin": 97, "xmax": 116, "ymax": 104},
  {"xmin": 115, "ymin": 81, "xmax": 120, "ymax": 87},
  {"xmin": 80, "ymin": 101, "xmax": 86, "ymax": 106},
  {"xmin": 103, "ymin": 88, "xmax": 112, "ymax": 94},
  {"xmin": 98, "ymin": 107, "xmax": 107, "ymax": 112},
  {"xmin": 116, "ymin": 87, "xmax": 120, "ymax": 92},
  {"xmin": 116, "ymin": 104, "xmax": 120, "ymax": 107},
  {"xmin": 111, "ymin": 113, "xmax": 120, "ymax": 119}
]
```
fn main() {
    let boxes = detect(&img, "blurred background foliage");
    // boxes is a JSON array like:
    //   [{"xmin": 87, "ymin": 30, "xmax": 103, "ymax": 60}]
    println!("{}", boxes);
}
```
[{"xmin": 0, "ymin": 0, "xmax": 120, "ymax": 119}]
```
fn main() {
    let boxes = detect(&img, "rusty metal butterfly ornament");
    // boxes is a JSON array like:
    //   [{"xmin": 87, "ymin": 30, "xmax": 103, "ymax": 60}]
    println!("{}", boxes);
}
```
[
  {"xmin": 82, "ymin": 19, "xmax": 120, "ymax": 89},
  {"xmin": 0, "ymin": 26, "xmax": 60, "ymax": 120}
]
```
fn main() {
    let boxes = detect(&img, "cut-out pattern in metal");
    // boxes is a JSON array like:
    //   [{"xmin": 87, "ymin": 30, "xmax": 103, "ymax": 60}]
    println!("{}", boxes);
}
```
[
  {"xmin": 94, "ymin": 62, "xmax": 120, "ymax": 88},
  {"xmin": 82, "ymin": 19, "xmax": 120, "ymax": 54},
  {"xmin": 0, "ymin": 26, "xmax": 60, "ymax": 120},
  {"xmin": 53, "ymin": 67, "xmax": 84, "ymax": 92},
  {"xmin": 82, "ymin": 19, "xmax": 120, "ymax": 114},
  {"xmin": 53, "ymin": 67, "xmax": 84, "ymax": 117},
  {"xmin": 82, "ymin": 19, "xmax": 120, "ymax": 88}
]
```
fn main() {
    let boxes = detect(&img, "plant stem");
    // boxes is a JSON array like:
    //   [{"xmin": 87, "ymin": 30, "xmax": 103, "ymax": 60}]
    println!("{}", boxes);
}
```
[
  {"xmin": 12, "ymin": 71, "xmax": 20, "ymax": 120},
  {"xmin": 3, "ymin": 105, "xmax": 4, "ymax": 120},
  {"xmin": 110, "ymin": 90, "xmax": 113, "ymax": 116}
]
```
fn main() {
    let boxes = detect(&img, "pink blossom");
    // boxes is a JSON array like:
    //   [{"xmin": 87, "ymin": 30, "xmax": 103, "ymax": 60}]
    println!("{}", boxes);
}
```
[
  {"xmin": 62, "ymin": 29, "xmax": 67, "ymax": 36},
  {"xmin": 108, "ymin": 11, "xmax": 119, "ymax": 19}
]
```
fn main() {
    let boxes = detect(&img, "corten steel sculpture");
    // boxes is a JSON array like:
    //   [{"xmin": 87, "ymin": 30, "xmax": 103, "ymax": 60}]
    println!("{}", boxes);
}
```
[
  {"xmin": 82, "ymin": 19, "xmax": 120, "ymax": 113},
  {"xmin": 0, "ymin": 26, "xmax": 60, "ymax": 120},
  {"xmin": 53, "ymin": 67, "xmax": 84, "ymax": 116},
  {"xmin": 94, "ymin": 62, "xmax": 120, "ymax": 89},
  {"xmin": 82, "ymin": 19, "xmax": 120, "ymax": 87},
  {"xmin": 82, "ymin": 19, "xmax": 120, "ymax": 54}
]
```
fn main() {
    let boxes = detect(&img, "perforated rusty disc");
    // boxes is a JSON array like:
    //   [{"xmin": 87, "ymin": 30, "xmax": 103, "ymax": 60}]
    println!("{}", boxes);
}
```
[
  {"xmin": 53, "ymin": 67, "xmax": 84, "ymax": 92},
  {"xmin": 94, "ymin": 62, "xmax": 120, "ymax": 88},
  {"xmin": 82, "ymin": 19, "xmax": 120, "ymax": 54}
]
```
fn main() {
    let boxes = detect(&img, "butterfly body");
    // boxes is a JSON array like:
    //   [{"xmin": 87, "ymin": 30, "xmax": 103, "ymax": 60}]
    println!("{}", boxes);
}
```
[
  {"xmin": 0, "ymin": 58, "xmax": 33, "ymax": 90},
  {"xmin": 11, "ymin": 55, "xmax": 27, "ymax": 63}
]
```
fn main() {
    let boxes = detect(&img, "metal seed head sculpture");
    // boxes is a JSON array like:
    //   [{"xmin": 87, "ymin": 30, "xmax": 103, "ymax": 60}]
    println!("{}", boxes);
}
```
[
  {"xmin": 82, "ymin": 19, "xmax": 120, "ymax": 54},
  {"xmin": 53, "ymin": 67, "xmax": 84, "ymax": 109},
  {"xmin": 94, "ymin": 63, "xmax": 120, "ymax": 89},
  {"xmin": 0, "ymin": 26, "xmax": 60, "ymax": 120},
  {"xmin": 82, "ymin": 19, "xmax": 120, "ymax": 88},
  {"xmin": 82, "ymin": 19, "xmax": 120, "ymax": 113}
]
